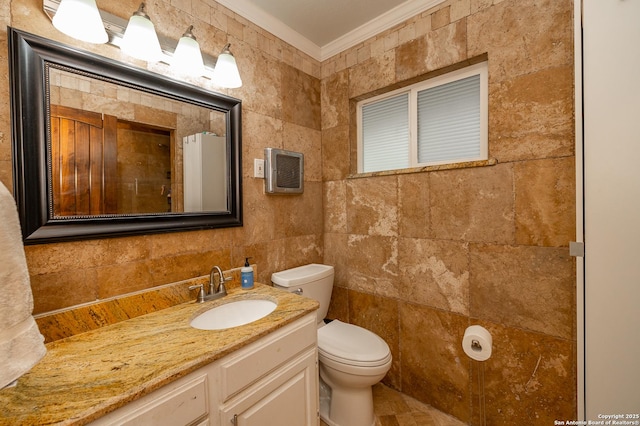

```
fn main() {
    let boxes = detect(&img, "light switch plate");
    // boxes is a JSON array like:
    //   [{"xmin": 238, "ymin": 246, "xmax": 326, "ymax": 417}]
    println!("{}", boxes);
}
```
[{"xmin": 254, "ymin": 159, "xmax": 265, "ymax": 178}]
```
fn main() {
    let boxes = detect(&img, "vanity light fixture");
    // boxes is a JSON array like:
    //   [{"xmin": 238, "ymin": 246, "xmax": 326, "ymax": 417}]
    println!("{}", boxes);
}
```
[
  {"xmin": 43, "ymin": 0, "xmax": 242, "ymax": 88},
  {"xmin": 172, "ymin": 26, "xmax": 205, "ymax": 77},
  {"xmin": 211, "ymin": 44, "xmax": 243, "ymax": 89},
  {"xmin": 120, "ymin": 3, "xmax": 162, "ymax": 63},
  {"xmin": 51, "ymin": 0, "xmax": 107, "ymax": 44}
]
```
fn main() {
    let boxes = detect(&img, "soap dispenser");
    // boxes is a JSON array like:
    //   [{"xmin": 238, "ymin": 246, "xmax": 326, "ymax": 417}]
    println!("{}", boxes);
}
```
[{"xmin": 241, "ymin": 257, "xmax": 254, "ymax": 289}]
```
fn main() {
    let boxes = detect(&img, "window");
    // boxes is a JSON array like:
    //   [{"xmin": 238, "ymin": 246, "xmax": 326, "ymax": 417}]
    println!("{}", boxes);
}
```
[{"xmin": 357, "ymin": 62, "xmax": 488, "ymax": 173}]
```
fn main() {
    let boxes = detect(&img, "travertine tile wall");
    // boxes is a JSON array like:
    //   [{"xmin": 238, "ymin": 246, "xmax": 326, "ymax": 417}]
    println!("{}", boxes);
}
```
[
  {"xmin": 321, "ymin": 0, "xmax": 576, "ymax": 424},
  {"xmin": 0, "ymin": 0, "xmax": 323, "ymax": 313},
  {"xmin": 0, "ymin": 0, "xmax": 578, "ymax": 423}
]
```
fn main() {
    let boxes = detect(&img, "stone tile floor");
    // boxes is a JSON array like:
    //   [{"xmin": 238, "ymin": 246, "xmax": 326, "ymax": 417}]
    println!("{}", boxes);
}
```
[{"xmin": 320, "ymin": 383, "xmax": 467, "ymax": 426}]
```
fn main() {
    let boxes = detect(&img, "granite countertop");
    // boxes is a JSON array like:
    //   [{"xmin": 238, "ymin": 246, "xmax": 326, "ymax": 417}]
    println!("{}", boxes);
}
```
[{"xmin": 0, "ymin": 284, "xmax": 319, "ymax": 426}]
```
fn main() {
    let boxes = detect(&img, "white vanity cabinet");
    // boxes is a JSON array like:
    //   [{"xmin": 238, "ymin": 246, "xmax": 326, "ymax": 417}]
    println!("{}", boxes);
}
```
[{"xmin": 91, "ymin": 312, "xmax": 318, "ymax": 426}]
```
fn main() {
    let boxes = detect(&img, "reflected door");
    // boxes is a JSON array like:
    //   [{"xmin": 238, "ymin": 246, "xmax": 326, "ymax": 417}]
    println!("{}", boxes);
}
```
[{"xmin": 50, "ymin": 105, "xmax": 118, "ymax": 215}]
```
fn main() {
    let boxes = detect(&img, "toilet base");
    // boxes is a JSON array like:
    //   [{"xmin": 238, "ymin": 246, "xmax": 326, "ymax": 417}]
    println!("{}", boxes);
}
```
[{"xmin": 318, "ymin": 376, "xmax": 376, "ymax": 426}]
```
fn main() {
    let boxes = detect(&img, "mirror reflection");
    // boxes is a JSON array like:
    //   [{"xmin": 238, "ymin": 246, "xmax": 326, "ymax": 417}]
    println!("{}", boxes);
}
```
[{"xmin": 48, "ymin": 67, "xmax": 228, "ymax": 216}]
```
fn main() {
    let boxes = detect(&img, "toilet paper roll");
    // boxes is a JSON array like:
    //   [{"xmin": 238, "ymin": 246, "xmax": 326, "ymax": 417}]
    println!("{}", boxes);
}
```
[{"xmin": 462, "ymin": 325, "xmax": 492, "ymax": 361}]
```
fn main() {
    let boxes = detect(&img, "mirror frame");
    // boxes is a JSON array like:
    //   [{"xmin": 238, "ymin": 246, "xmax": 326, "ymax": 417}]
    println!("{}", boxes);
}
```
[{"xmin": 8, "ymin": 28, "xmax": 243, "ymax": 244}]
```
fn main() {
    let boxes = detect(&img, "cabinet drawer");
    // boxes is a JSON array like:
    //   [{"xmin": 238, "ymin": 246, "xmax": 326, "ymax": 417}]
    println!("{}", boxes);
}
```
[
  {"xmin": 91, "ymin": 373, "xmax": 209, "ymax": 426},
  {"xmin": 219, "ymin": 312, "xmax": 316, "ymax": 401}
]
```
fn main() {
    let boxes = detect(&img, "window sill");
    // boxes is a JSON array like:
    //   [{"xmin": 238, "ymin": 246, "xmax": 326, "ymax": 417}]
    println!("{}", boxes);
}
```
[{"xmin": 349, "ymin": 158, "xmax": 498, "ymax": 180}]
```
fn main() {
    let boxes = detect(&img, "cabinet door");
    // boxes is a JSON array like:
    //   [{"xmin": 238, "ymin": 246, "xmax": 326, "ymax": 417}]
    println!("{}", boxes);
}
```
[{"xmin": 220, "ymin": 348, "xmax": 318, "ymax": 426}]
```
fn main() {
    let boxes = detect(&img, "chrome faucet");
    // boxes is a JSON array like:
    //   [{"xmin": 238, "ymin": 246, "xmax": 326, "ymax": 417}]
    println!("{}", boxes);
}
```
[
  {"xmin": 188, "ymin": 266, "xmax": 230, "ymax": 303},
  {"xmin": 209, "ymin": 266, "xmax": 228, "ymax": 296}
]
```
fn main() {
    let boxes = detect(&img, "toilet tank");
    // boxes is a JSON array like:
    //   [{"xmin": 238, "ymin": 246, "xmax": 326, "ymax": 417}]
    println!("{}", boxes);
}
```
[{"xmin": 271, "ymin": 264, "xmax": 334, "ymax": 323}]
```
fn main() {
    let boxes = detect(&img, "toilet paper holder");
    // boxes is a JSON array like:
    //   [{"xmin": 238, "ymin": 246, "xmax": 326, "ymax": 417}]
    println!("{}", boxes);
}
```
[
  {"xmin": 462, "ymin": 325, "xmax": 492, "ymax": 361},
  {"xmin": 471, "ymin": 339, "xmax": 482, "ymax": 351}
]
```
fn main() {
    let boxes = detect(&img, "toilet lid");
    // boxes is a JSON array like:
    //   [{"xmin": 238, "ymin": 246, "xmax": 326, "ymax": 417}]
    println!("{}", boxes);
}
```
[{"xmin": 317, "ymin": 320, "xmax": 391, "ymax": 366}]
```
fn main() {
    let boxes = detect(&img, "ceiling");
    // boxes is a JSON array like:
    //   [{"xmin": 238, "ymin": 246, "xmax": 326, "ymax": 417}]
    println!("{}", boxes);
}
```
[{"xmin": 215, "ymin": 0, "xmax": 445, "ymax": 61}]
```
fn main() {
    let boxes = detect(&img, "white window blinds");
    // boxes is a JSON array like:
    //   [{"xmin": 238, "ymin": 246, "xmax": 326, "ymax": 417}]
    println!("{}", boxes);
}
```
[
  {"xmin": 361, "ymin": 93, "xmax": 409, "ymax": 173},
  {"xmin": 417, "ymin": 74, "xmax": 481, "ymax": 164},
  {"xmin": 357, "ymin": 62, "xmax": 487, "ymax": 173}
]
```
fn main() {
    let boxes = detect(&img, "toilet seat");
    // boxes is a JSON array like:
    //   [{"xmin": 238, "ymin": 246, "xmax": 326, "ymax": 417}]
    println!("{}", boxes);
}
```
[{"xmin": 318, "ymin": 320, "xmax": 391, "ymax": 368}]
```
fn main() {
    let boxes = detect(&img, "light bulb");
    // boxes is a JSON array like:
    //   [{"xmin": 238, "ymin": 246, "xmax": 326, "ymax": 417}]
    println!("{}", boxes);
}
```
[
  {"xmin": 212, "ymin": 44, "xmax": 242, "ymax": 88},
  {"xmin": 172, "ymin": 26, "xmax": 205, "ymax": 77},
  {"xmin": 120, "ymin": 3, "xmax": 162, "ymax": 62},
  {"xmin": 52, "ymin": 0, "xmax": 108, "ymax": 44}
]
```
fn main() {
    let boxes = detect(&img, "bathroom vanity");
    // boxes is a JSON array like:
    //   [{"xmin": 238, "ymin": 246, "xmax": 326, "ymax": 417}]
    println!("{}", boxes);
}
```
[
  {"xmin": 0, "ymin": 284, "xmax": 319, "ymax": 425},
  {"xmin": 92, "ymin": 312, "xmax": 318, "ymax": 425}
]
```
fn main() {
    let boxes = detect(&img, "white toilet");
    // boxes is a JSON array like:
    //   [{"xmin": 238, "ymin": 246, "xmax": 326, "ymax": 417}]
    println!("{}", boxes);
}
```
[{"xmin": 271, "ymin": 264, "xmax": 392, "ymax": 426}]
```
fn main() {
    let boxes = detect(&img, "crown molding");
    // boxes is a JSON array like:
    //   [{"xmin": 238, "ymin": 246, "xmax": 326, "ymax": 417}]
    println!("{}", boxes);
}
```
[
  {"xmin": 215, "ymin": 0, "xmax": 321, "ymax": 59},
  {"xmin": 319, "ymin": 0, "xmax": 445, "ymax": 61},
  {"xmin": 215, "ymin": 0, "xmax": 445, "ymax": 63}
]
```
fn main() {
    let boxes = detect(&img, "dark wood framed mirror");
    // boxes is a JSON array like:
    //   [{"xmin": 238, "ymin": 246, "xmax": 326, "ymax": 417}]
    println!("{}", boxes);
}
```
[{"xmin": 8, "ymin": 28, "xmax": 242, "ymax": 244}]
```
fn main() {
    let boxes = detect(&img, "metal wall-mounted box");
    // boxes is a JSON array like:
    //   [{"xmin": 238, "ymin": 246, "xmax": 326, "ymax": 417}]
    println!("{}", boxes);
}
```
[{"xmin": 264, "ymin": 148, "xmax": 304, "ymax": 194}]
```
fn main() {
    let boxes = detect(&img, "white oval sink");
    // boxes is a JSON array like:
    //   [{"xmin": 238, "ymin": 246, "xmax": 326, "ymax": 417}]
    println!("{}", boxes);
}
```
[{"xmin": 190, "ymin": 299, "xmax": 277, "ymax": 330}]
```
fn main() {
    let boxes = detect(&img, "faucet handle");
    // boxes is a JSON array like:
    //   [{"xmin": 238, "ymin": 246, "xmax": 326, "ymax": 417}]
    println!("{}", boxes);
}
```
[
  {"xmin": 189, "ymin": 284, "xmax": 206, "ymax": 303},
  {"xmin": 218, "ymin": 275, "xmax": 231, "ymax": 295}
]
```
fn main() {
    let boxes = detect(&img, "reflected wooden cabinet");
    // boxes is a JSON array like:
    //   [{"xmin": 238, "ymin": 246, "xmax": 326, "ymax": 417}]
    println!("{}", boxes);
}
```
[{"xmin": 50, "ymin": 105, "xmax": 118, "ymax": 216}]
